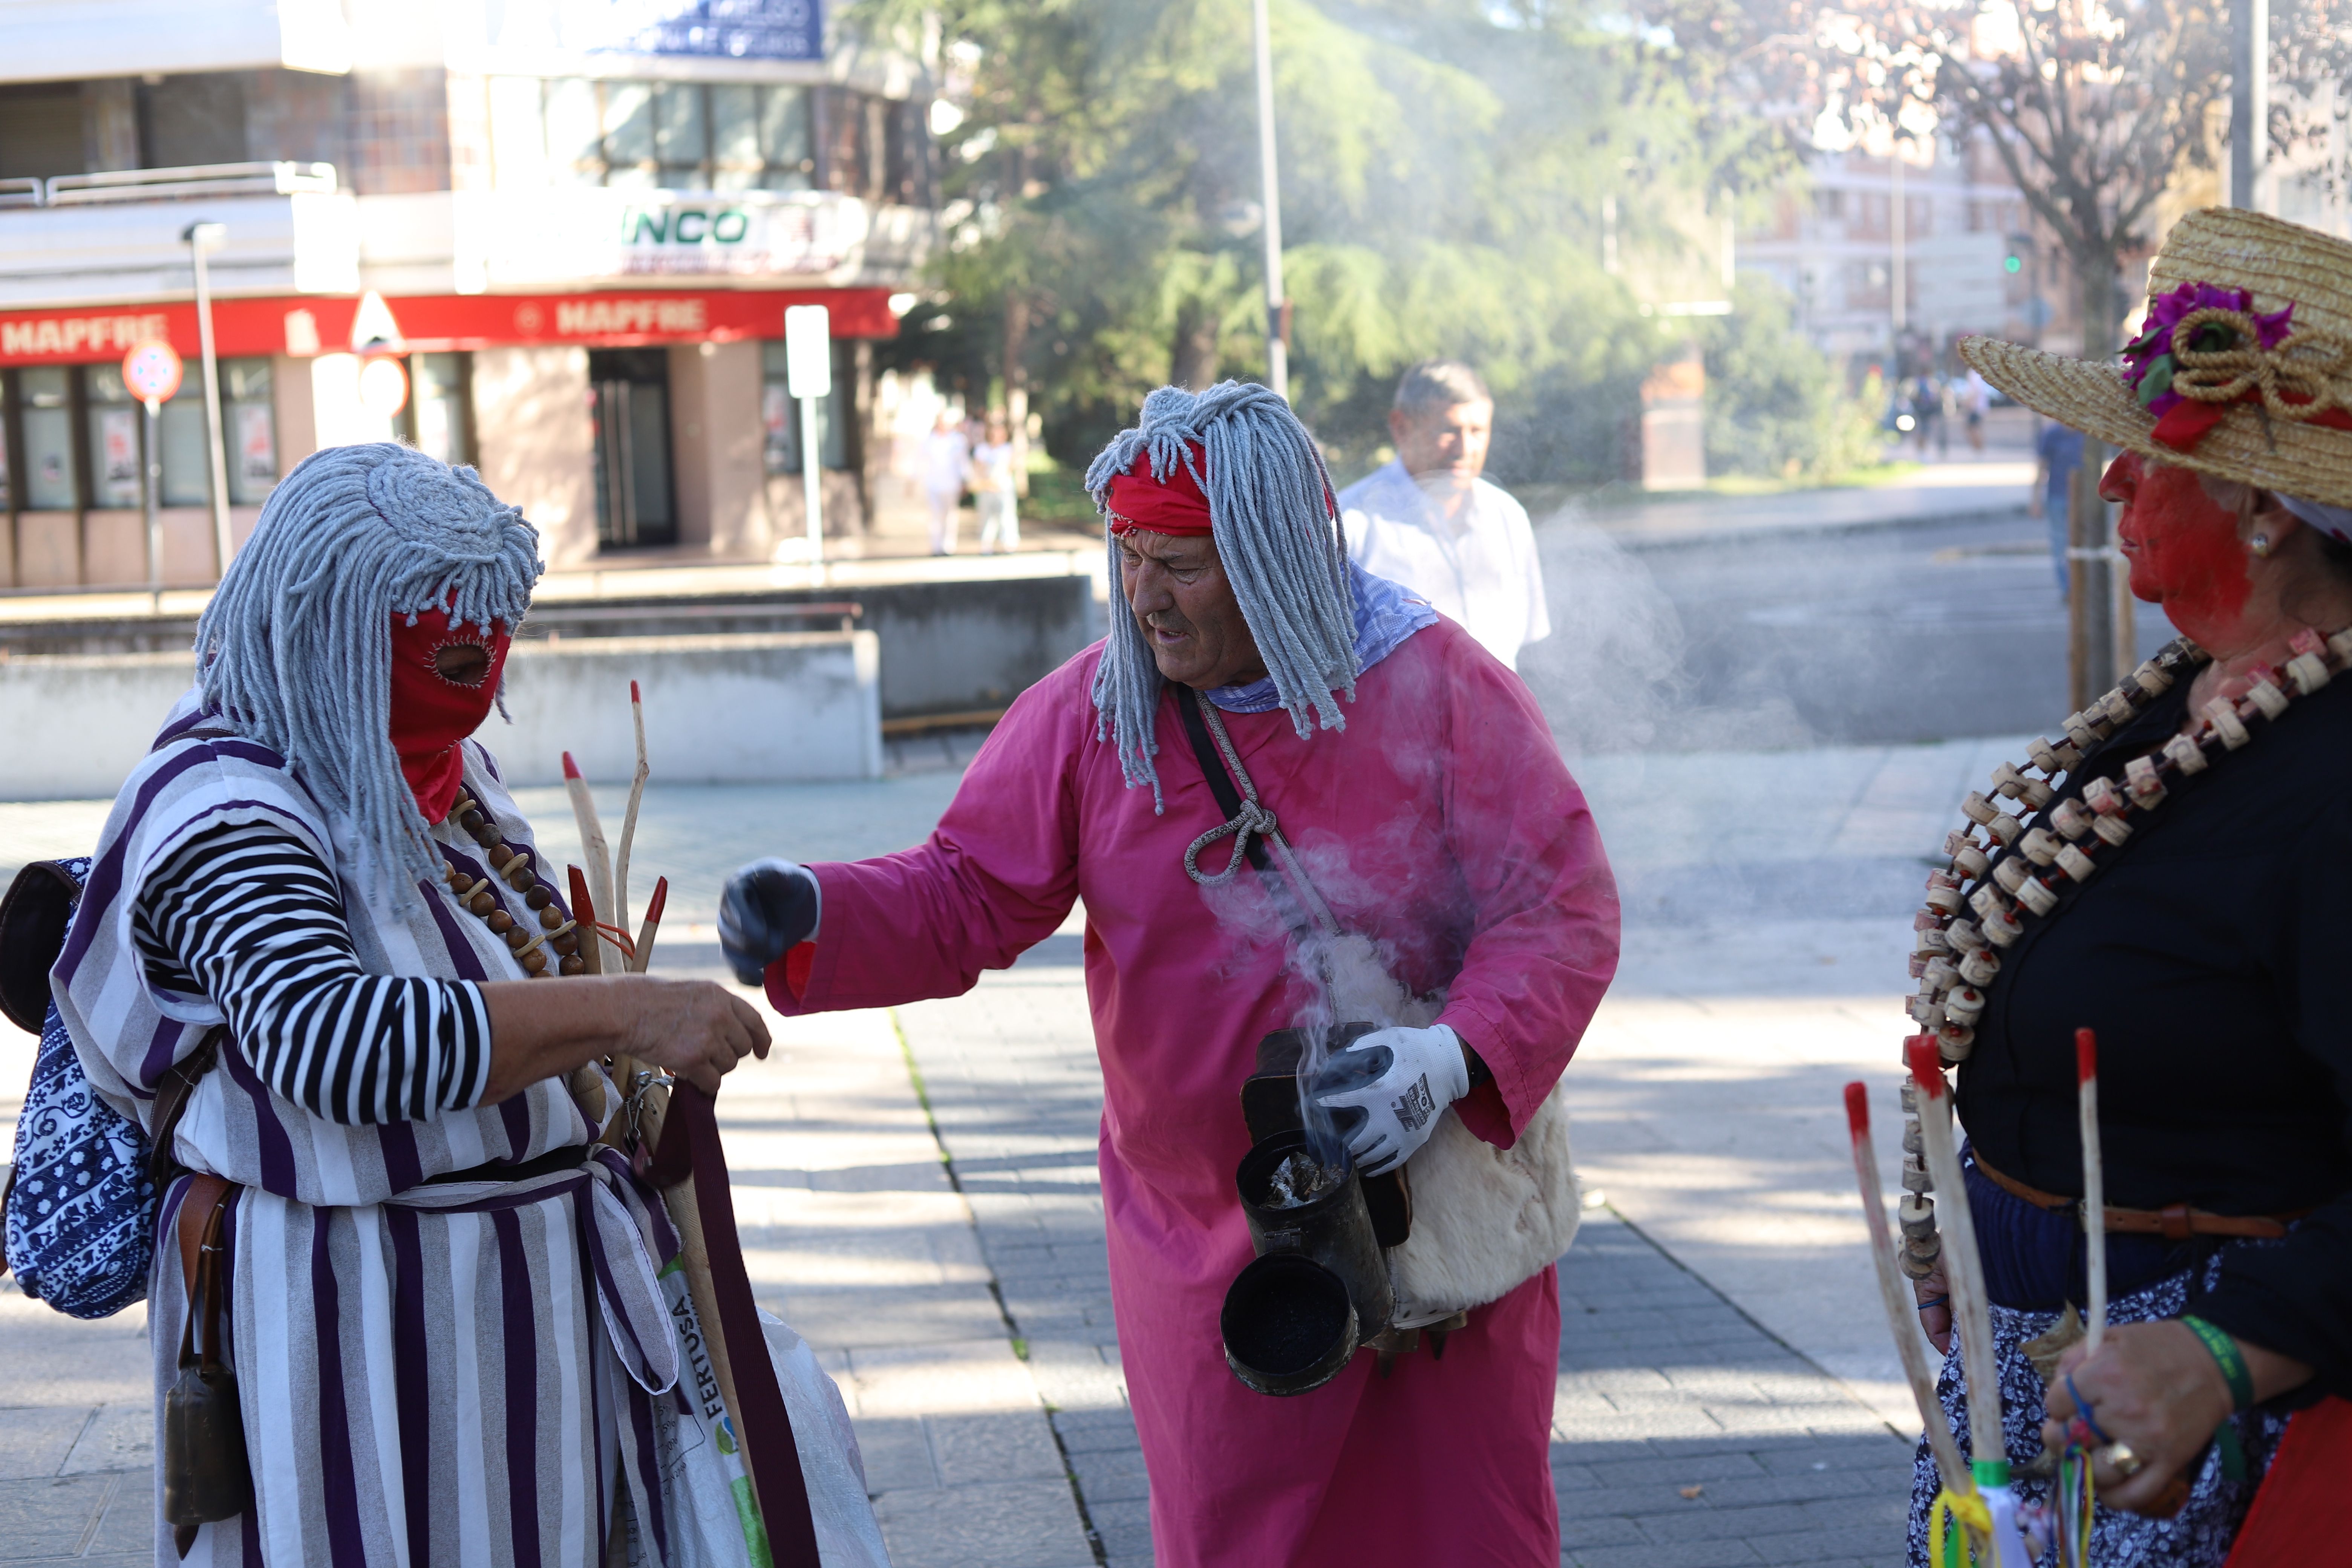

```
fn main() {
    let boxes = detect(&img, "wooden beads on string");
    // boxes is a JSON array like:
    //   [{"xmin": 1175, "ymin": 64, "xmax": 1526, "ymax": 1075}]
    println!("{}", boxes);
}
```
[{"xmin": 444, "ymin": 787, "xmax": 587, "ymax": 978}]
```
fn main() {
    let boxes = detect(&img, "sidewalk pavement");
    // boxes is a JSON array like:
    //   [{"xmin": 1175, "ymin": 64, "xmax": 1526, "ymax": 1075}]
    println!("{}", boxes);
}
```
[
  {"xmin": 0, "ymin": 727, "xmax": 2012, "ymax": 1566},
  {"xmin": 1580, "ymin": 461, "xmax": 2038, "ymax": 548}
]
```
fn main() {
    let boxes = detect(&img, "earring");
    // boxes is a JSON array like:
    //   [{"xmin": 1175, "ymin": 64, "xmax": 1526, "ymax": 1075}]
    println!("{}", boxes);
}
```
[{"xmin": 2252, "ymin": 533, "xmax": 2273, "ymax": 557}]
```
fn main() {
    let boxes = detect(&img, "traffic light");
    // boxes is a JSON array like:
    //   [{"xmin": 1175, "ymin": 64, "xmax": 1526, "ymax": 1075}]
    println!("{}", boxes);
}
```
[{"xmin": 2004, "ymin": 253, "xmax": 2023, "ymax": 274}]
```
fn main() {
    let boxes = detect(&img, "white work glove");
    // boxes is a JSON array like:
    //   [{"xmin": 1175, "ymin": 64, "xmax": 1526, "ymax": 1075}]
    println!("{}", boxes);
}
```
[{"xmin": 1308, "ymin": 1024, "xmax": 1470, "ymax": 1176}]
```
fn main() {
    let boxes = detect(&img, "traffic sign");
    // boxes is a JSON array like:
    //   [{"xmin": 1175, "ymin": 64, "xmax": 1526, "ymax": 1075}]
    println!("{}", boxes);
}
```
[
  {"xmin": 784, "ymin": 304, "xmax": 831, "ymax": 399},
  {"xmin": 122, "ymin": 339, "xmax": 182, "ymax": 406}
]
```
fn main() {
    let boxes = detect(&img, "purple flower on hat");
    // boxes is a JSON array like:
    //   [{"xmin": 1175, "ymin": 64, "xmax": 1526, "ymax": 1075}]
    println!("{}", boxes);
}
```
[{"xmin": 2121, "ymin": 282, "xmax": 2295, "ymax": 416}]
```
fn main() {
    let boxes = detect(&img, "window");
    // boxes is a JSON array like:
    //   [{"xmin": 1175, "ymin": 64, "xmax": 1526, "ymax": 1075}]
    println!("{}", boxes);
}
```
[
  {"xmin": 760, "ymin": 340, "xmax": 848, "ymax": 473},
  {"xmin": 83, "ymin": 363, "xmax": 143, "ymax": 509},
  {"xmin": 490, "ymin": 78, "xmax": 818, "ymax": 191},
  {"xmin": 221, "ymin": 358, "xmax": 277, "ymax": 505},
  {"xmin": 19, "ymin": 368, "xmax": 75, "ymax": 510},
  {"xmin": 401, "ymin": 353, "xmax": 475, "ymax": 469},
  {"xmin": 0, "ymin": 359, "xmax": 278, "ymax": 518}
]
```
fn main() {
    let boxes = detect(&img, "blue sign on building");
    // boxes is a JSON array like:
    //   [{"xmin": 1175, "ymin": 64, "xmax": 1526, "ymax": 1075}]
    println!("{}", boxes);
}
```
[{"xmin": 545, "ymin": 0, "xmax": 826, "ymax": 61}]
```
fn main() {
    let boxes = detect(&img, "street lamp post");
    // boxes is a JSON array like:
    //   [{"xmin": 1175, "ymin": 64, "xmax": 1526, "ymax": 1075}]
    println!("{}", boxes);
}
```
[
  {"xmin": 184, "ymin": 222, "xmax": 232, "ymax": 577},
  {"xmin": 1251, "ymin": 0, "xmax": 1288, "ymax": 401},
  {"xmin": 2231, "ymin": 0, "xmax": 2269, "ymax": 212}
]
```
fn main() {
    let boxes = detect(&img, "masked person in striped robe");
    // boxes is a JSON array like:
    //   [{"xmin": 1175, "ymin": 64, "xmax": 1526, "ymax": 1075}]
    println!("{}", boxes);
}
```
[{"xmin": 53, "ymin": 443, "xmax": 769, "ymax": 1567}]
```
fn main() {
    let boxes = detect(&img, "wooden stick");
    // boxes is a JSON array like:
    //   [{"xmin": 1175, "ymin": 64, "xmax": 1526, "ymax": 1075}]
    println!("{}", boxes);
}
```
[
  {"xmin": 567, "ymin": 865, "xmax": 603, "ymax": 977},
  {"xmin": 1846, "ymin": 1081, "xmax": 1971, "ymax": 1494},
  {"xmin": 615, "ymin": 680, "xmax": 649, "ymax": 939},
  {"xmin": 2077, "ymin": 1028, "xmax": 2107, "ymax": 1354},
  {"xmin": 629, "ymin": 877, "xmax": 668, "ymax": 975},
  {"xmin": 563, "ymin": 752, "xmax": 620, "ymax": 973},
  {"xmin": 1906, "ymin": 1037, "xmax": 2007, "ymax": 1467}
]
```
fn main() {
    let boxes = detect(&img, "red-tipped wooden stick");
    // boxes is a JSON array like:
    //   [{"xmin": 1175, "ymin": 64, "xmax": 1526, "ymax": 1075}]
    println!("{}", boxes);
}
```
[
  {"xmin": 1907, "ymin": 1036, "xmax": 2008, "ymax": 1465},
  {"xmin": 2078, "ymin": 1028, "xmax": 2107, "ymax": 1352},
  {"xmin": 615, "ymin": 680, "xmax": 650, "ymax": 936},
  {"xmin": 566, "ymin": 864, "xmax": 602, "ymax": 977},
  {"xmin": 630, "ymin": 876, "xmax": 668, "ymax": 975},
  {"xmin": 1846, "ymin": 1080, "xmax": 1969, "ymax": 1491}
]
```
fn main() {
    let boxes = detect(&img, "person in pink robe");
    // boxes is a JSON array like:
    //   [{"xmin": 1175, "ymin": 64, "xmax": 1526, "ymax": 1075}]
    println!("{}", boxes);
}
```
[{"xmin": 722, "ymin": 383, "xmax": 1619, "ymax": 1566}]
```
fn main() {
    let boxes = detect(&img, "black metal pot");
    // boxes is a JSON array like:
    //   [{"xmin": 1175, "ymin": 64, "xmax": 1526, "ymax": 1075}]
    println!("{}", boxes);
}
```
[
  {"xmin": 1219, "ymin": 1253, "xmax": 1357, "ymax": 1396},
  {"xmin": 1220, "ymin": 1126, "xmax": 1395, "ymax": 1395}
]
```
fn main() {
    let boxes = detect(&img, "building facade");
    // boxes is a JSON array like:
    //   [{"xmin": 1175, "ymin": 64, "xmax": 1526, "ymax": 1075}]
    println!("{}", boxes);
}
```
[
  {"xmin": 1738, "ymin": 131, "xmax": 2083, "ymax": 377},
  {"xmin": 0, "ymin": 0, "xmax": 935, "ymax": 588}
]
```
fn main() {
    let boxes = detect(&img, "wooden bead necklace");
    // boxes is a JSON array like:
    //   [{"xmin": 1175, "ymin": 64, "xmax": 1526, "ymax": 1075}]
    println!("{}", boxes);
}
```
[
  {"xmin": 438, "ymin": 784, "xmax": 588, "ymax": 978},
  {"xmin": 1893, "ymin": 625, "xmax": 2352, "ymax": 1280}
]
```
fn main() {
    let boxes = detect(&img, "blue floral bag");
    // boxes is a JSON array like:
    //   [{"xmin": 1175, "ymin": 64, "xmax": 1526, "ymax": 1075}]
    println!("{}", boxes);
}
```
[{"xmin": 1, "ymin": 857, "xmax": 162, "ymax": 1319}]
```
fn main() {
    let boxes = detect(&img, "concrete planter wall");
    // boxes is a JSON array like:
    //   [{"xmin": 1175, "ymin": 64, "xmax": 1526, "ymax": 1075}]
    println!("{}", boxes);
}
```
[{"xmin": 0, "ymin": 630, "xmax": 881, "ymax": 801}]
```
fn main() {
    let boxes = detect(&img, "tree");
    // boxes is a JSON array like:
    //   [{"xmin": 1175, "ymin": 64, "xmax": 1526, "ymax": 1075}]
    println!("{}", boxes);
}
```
[
  {"xmin": 1765, "ymin": 0, "xmax": 2352, "ymax": 361},
  {"xmin": 861, "ymin": 0, "xmax": 1809, "ymax": 482}
]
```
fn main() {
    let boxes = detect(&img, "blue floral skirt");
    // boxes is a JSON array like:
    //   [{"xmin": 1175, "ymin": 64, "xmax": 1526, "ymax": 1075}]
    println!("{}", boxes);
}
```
[{"xmin": 1903, "ymin": 1165, "xmax": 2289, "ymax": 1566}]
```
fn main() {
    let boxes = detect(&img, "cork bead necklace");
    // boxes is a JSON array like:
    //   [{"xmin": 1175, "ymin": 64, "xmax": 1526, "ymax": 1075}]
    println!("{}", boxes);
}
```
[
  {"xmin": 1891, "ymin": 624, "xmax": 2352, "ymax": 1282},
  {"xmin": 440, "ymin": 784, "xmax": 588, "ymax": 978}
]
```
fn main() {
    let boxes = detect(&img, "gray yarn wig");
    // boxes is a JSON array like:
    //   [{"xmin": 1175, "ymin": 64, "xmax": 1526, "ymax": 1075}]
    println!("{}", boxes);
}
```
[
  {"xmin": 193, "ymin": 442, "xmax": 542, "ymax": 903},
  {"xmin": 1084, "ymin": 381, "xmax": 1357, "ymax": 809}
]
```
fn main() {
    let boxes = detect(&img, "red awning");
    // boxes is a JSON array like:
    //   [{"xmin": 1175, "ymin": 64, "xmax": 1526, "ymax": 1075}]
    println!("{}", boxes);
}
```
[{"xmin": 0, "ymin": 286, "xmax": 899, "ymax": 367}]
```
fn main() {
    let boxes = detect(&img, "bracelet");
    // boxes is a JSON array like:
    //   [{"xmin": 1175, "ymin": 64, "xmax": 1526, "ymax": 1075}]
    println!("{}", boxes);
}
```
[
  {"xmin": 2180, "ymin": 1315, "xmax": 2256, "ymax": 1411},
  {"xmin": 1914, "ymin": 1296, "xmax": 1949, "ymax": 1311}
]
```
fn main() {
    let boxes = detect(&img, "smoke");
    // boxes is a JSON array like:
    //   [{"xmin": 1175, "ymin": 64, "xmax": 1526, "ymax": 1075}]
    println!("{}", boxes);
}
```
[
  {"xmin": 1200, "ymin": 824, "xmax": 1452, "ymax": 1168},
  {"xmin": 1515, "ymin": 502, "xmax": 1811, "ymax": 756}
]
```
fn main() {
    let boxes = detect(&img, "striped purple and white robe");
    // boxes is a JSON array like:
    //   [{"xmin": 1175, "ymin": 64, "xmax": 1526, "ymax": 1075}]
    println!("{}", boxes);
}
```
[{"xmin": 54, "ymin": 702, "xmax": 689, "ymax": 1568}]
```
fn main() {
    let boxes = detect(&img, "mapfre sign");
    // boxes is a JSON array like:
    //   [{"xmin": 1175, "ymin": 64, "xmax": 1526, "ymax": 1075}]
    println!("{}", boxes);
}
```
[
  {"xmin": 1, "ymin": 310, "xmax": 176, "ymax": 361},
  {"xmin": 0, "ymin": 289, "xmax": 896, "ymax": 366}
]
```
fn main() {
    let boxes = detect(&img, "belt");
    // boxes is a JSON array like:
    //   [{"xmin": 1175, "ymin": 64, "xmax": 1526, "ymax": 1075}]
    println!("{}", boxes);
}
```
[
  {"xmin": 1974, "ymin": 1152, "xmax": 2311, "ymax": 1241},
  {"xmin": 425, "ymin": 1144, "xmax": 592, "ymax": 1186}
]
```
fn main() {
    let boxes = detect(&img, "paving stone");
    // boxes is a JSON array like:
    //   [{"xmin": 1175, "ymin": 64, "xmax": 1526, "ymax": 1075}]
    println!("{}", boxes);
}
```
[
  {"xmin": 928, "ymin": 1411, "xmax": 1069, "ymax": 1487},
  {"xmin": 0, "ymin": 1474, "xmax": 117, "ymax": 1559},
  {"xmin": 0, "ymin": 1409, "xmax": 92, "ymax": 1482},
  {"xmin": 873, "ymin": 1478, "xmax": 1098, "ymax": 1568}
]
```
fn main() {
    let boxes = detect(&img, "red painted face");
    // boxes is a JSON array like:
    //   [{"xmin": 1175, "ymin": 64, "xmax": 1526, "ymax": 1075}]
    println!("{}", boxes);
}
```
[{"xmin": 2103, "ymin": 450, "xmax": 2252, "ymax": 635}]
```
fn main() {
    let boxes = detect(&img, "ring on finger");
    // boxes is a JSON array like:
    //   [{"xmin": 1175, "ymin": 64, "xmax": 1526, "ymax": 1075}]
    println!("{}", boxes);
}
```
[{"xmin": 2096, "ymin": 1441, "xmax": 2144, "ymax": 1478}]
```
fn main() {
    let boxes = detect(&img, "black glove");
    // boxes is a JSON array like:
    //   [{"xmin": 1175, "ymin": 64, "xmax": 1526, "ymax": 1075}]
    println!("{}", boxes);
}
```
[{"xmin": 718, "ymin": 859, "xmax": 820, "ymax": 986}]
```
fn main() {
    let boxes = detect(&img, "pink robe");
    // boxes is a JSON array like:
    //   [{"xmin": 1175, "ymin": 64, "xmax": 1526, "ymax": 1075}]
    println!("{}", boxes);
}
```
[{"xmin": 770, "ymin": 619, "xmax": 1619, "ymax": 1567}]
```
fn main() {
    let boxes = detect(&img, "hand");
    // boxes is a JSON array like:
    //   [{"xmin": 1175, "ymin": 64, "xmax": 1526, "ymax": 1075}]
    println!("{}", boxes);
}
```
[
  {"xmin": 719, "ymin": 859, "xmax": 819, "ymax": 986},
  {"xmin": 2041, "ymin": 1321, "xmax": 2314, "ymax": 1516},
  {"xmin": 1912, "ymin": 1260, "xmax": 1954, "ymax": 1357},
  {"xmin": 613, "ymin": 977, "xmax": 772, "ymax": 1097},
  {"xmin": 1307, "ymin": 1024, "xmax": 1470, "ymax": 1176}
]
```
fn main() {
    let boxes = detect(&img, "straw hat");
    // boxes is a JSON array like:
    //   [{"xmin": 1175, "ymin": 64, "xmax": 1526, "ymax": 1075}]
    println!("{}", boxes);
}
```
[{"xmin": 1960, "ymin": 207, "xmax": 2352, "ymax": 511}]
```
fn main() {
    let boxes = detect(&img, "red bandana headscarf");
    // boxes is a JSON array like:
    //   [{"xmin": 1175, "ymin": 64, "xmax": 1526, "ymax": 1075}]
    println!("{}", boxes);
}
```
[
  {"xmin": 388, "ymin": 607, "xmax": 511, "ymax": 822},
  {"xmin": 1106, "ymin": 443, "xmax": 1214, "ymax": 536}
]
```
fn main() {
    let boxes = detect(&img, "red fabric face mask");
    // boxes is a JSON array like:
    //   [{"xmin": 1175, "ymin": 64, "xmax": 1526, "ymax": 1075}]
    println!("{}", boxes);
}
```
[{"xmin": 388, "ymin": 608, "xmax": 511, "ymax": 822}]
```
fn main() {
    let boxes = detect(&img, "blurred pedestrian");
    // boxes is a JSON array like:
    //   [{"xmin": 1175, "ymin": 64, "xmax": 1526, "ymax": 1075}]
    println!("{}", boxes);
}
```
[
  {"xmin": 972, "ymin": 414, "xmax": 1020, "ymax": 554},
  {"xmin": 921, "ymin": 408, "xmax": 970, "ymax": 555},
  {"xmin": 1961, "ymin": 368, "xmax": 1991, "ymax": 452},
  {"xmin": 2033, "ymin": 417, "xmax": 2086, "ymax": 594},
  {"xmin": 1338, "ymin": 359, "xmax": 1551, "ymax": 670}
]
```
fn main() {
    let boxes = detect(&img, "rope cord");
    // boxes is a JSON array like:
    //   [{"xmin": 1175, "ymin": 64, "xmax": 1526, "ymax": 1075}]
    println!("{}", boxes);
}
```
[{"xmin": 1181, "ymin": 702, "xmax": 1343, "ymax": 937}]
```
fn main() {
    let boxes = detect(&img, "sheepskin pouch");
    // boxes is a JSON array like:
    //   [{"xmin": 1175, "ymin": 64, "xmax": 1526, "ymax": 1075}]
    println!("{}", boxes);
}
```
[{"xmin": 1388, "ymin": 1081, "xmax": 1581, "ymax": 1328}]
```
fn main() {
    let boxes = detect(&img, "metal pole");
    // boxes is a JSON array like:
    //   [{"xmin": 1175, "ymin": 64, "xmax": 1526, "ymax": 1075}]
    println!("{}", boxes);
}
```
[
  {"xmin": 1251, "ymin": 0, "xmax": 1287, "ymax": 401},
  {"xmin": 2231, "ymin": 0, "xmax": 2269, "ymax": 212},
  {"xmin": 800, "ymin": 393, "xmax": 824, "ymax": 567},
  {"xmin": 143, "ymin": 397, "xmax": 163, "ymax": 609},
  {"xmin": 187, "ymin": 226, "xmax": 232, "ymax": 576},
  {"xmin": 1890, "ymin": 150, "xmax": 1907, "ymax": 340}
]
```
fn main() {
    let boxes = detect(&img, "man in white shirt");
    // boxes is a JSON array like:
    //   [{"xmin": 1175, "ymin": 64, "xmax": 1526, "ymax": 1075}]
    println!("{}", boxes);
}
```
[
  {"xmin": 1338, "ymin": 359, "xmax": 1551, "ymax": 669},
  {"xmin": 920, "ymin": 409, "xmax": 971, "ymax": 555}
]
